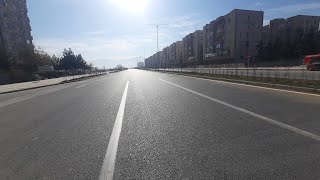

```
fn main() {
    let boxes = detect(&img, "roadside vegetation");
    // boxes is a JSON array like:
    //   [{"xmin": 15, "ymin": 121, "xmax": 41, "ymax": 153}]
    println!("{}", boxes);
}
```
[{"xmin": 0, "ymin": 47, "xmax": 99, "ymax": 84}]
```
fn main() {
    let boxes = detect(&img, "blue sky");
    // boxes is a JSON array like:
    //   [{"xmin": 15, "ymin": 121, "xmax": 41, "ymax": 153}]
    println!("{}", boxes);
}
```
[{"xmin": 27, "ymin": 0, "xmax": 320, "ymax": 68}]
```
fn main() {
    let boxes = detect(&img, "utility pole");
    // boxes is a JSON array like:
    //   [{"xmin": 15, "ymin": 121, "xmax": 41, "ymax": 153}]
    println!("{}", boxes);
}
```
[{"xmin": 148, "ymin": 24, "xmax": 167, "ymax": 70}]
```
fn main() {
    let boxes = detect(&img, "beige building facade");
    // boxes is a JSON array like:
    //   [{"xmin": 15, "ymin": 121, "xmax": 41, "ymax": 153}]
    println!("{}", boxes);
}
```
[
  {"xmin": 183, "ymin": 30, "xmax": 203, "ymax": 66},
  {"xmin": 203, "ymin": 9, "xmax": 263, "ymax": 64}
]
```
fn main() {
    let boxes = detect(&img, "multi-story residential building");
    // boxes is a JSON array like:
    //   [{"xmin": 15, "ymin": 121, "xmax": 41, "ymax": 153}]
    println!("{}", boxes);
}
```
[
  {"xmin": 145, "ymin": 53, "xmax": 158, "ymax": 68},
  {"xmin": 144, "ymin": 57, "xmax": 150, "ymax": 68},
  {"xmin": 167, "ymin": 41, "xmax": 184, "ymax": 67},
  {"xmin": 203, "ymin": 9, "xmax": 263, "ymax": 64},
  {"xmin": 176, "ymin": 41, "xmax": 184, "ymax": 67},
  {"xmin": 137, "ymin": 62, "xmax": 144, "ymax": 68},
  {"xmin": 183, "ymin": 33, "xmax": 194, "ymax": 65},
  {"xmin": 193, "ymin": 30, "xmax": 204, "ymax": 65},
  {"xmin": 263, "ymin": 15, "xmax": 320, "ymax": 46},
  {"xmin": 160, "ymin": 47, "xmax": 168, "ymax": 68},
  {"xmin": 262, "ymin": 25, "xmax": 270, "ymax": 47},
  {"xmin": 287, "ymin": 15, "xmax": 320, "ymax": 34},
  {"xmin": 0, "ymin": 0, "xmax": 34, "ymax": 57},
  {"xmin": 167, "ymin": 43, "xmax": 176, "ymax": 67},
  {"xmin": 183, "ymin": 30, "xmax": 203, "ymax": 66}
]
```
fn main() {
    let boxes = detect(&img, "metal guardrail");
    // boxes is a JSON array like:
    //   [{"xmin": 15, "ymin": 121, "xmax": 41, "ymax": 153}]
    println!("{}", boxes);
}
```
[{"xmin": 158, "ymin": 68, "xmax": 320, "ymax": 81}]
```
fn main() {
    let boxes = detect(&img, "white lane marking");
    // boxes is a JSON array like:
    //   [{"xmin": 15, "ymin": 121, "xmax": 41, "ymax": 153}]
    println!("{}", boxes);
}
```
[
  {"xmin": 32, "ymin": 137, "xmax": 39, "ymax": 141},
  {"xmin": 99, "ymin": 81, "xmax": 129, "ymax": 180},
  {"xmin": 159, "ymin": 78, "xmax": 320, "ymax": 142},
  {"xmin": 96, "ymin": 77, "xmax": 107, "ymax": 82},
  {"xmin": 0, "ymin": 86, "xmax": 69, "ymax": 109},
  {"xmin": 171, "ymin": 74, "xmax": 320, "ymax": 97},
  {"xmin": 76, "ymin": 84, "xmax": 87, "ymax": 88}
]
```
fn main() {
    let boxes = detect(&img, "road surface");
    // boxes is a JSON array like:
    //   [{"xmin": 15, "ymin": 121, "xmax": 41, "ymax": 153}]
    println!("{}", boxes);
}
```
[{"xmin": 1, "ymin": 69, "xmax": 320, "ymax": 179}]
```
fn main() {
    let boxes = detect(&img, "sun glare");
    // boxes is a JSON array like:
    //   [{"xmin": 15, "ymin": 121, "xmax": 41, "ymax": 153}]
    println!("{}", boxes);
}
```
[{"xmin": 109, "ymin": 0, "xmax": 148, "ymax": 14}]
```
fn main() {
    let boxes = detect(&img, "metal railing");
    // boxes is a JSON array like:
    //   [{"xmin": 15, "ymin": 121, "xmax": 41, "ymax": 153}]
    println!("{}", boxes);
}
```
[{"xmin": 157, "ymin": 67, "xmax": 320, "ymax": 81}]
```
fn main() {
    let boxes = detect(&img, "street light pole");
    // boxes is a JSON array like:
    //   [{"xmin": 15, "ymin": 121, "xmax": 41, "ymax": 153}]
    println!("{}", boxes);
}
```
[
  {"xmin": 148, "ymin": 24, "xmax": 168, "ymax": 70},
  {"xmin": 156, "ymin": 25, "xmax": 159, "ymax": 70}
]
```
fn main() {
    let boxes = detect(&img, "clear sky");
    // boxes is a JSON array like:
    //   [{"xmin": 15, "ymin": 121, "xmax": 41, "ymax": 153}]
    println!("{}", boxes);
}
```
[{"xmin": 27, "ymin": 0, "xmax": 320, "ymax": 68}]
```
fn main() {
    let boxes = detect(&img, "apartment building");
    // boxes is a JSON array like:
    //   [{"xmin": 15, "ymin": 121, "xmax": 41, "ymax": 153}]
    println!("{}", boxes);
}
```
[
  {"xmin": 193, "ymin": 30, "xmax": 204, "ymax": 65},
  {"xmin": 203, "ymin": 9, "xmax": 263, "ymax": 64},
  {"xmin": 183, "ymin": 33, "xmax": 194, "ymax": 65},
  {"xmin": 263, "ymin": 15, "xmax": 320, "ymax": 45},
  {"xmin": 176, "ymin": 41, "xmax": 184, "ymax": 67},
  {"xmin": 287, "ymin": 15, "xmax": 320, "ymax": 34},
  {"xmin": 167, "ymin": 43, "xmax": 176, "ymax": 67},
  {"xmin": 0, "ymin": 0, "xmax": 33, "ymax": 56},
  {"xmin": 183, "ymin": 30, "xmax": 203, "ymax": 66},
  {"xmin": 137, "ymin": 62, "xmax": 144, "ymax": 68},
  {"xmin": 167, "ymin": 41, "xmax": 183, "ymax": 67},
  {"xmin": 145, "ymin": 53, "xmax": 158, "ymax": 68},
  {"xmin": 160, "ymin": 47, "xmax": 169, "ymax": 68}
]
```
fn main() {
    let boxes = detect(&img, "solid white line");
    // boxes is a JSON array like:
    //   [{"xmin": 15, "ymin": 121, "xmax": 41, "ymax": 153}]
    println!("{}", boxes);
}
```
[
  {"xmin": 172, "ymin": 74, "xmax": 320, "ymax": 97},
  {"xmin": 99, "ymin": 81, "xmax": 129, "ymax": 180},
  {"xmin": 159, "ymin": 78, "xmax": 320, "ymax": 142},
  {"xmin": 76, "ymin": 84, "xmax": 87, "ymax": 88}
]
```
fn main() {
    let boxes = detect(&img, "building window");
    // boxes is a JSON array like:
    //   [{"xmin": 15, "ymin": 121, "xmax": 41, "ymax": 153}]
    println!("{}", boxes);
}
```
[
  {"xmin": 246, "ymin": 41, "xmax": 249, "ymax": 47},
  {"xmin": 246, "ymin": 32, "xmax": 249, "ymax": 38},
  {"xmin": 248, "ymin": 16, "xmax": 250, "ymax": 20}
]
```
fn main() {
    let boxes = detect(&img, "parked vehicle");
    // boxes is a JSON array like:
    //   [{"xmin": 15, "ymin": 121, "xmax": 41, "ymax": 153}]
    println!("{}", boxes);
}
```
[{"xmin": 304, "ymin": 54, "xmax": 320, "ymax": 71}]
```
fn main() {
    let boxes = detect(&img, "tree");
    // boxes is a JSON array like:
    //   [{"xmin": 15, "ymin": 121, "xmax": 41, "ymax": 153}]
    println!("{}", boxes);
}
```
[
  {"xmin": 59, "ymin": 48, "xmax": 91, "ymax": 71},
  {"xmin": 18, "ymin": 48, "xmax": 38, "ymax": 72},
  {"xmin": 18, "ymin": 47, "xmax": 54, "ymax": 72},
  {"xmin": 51, "ymin": 55, "xmax": 61, "ymax": 70},
  {"xmin": 60, "ymin": 48, "xmax": 77, "ymax": 71},
  {"xmin": 34, "ymin": 48, "xmax": 52, "ymax": 66}
]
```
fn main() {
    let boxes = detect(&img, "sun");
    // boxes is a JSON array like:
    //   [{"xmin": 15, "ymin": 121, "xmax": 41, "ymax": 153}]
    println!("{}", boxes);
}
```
[{"xmin": 109, "ymin": 0, "xmax": 148, "ymax": 14}]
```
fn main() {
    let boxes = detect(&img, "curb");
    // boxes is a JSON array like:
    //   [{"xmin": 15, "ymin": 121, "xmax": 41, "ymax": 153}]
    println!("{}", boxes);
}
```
[
  {"xmin": 0, "ymin": 74, "xmax": 106, "ymax": 95},
  {"xmin": 157, "ymin": 71, "xmax": 320, "ymax": 94},
  {"xmin": 0, "ymin": 82, "xmax": 63, "ymax": 95}
]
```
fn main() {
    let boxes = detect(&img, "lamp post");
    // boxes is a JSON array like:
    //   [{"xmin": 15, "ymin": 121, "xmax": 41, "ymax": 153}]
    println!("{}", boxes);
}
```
[{"xmin": 148, "ymin": 24, "xmax": 168, "ymax": 70}]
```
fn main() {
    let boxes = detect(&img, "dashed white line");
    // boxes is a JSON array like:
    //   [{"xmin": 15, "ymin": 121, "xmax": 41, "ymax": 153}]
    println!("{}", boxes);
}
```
[
  {"xmin": 159, "ymin": 78, "xmax": 320, "ymax": 142},
  {"xmin": 76, "ymin": 84, "xmax": 87, "ymax": 88},
  {"xmin": 96, "ymin": 77, "xmax": 107, "ymax": 82},
  {"xmin": 99, "ymin": 81, "xmax": 129, "ymax": 180}
]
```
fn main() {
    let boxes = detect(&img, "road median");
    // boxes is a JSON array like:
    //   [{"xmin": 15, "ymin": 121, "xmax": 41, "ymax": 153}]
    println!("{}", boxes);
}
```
[{"xmin": 155, "ymin": 70, "xmax": 320, "ymax": 94}]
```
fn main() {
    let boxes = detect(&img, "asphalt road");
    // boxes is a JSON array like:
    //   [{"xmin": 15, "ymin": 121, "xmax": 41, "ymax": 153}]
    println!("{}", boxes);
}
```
[{"xmin": 1, "ymin": 69, "xmax": 320, "ymax": 179}]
